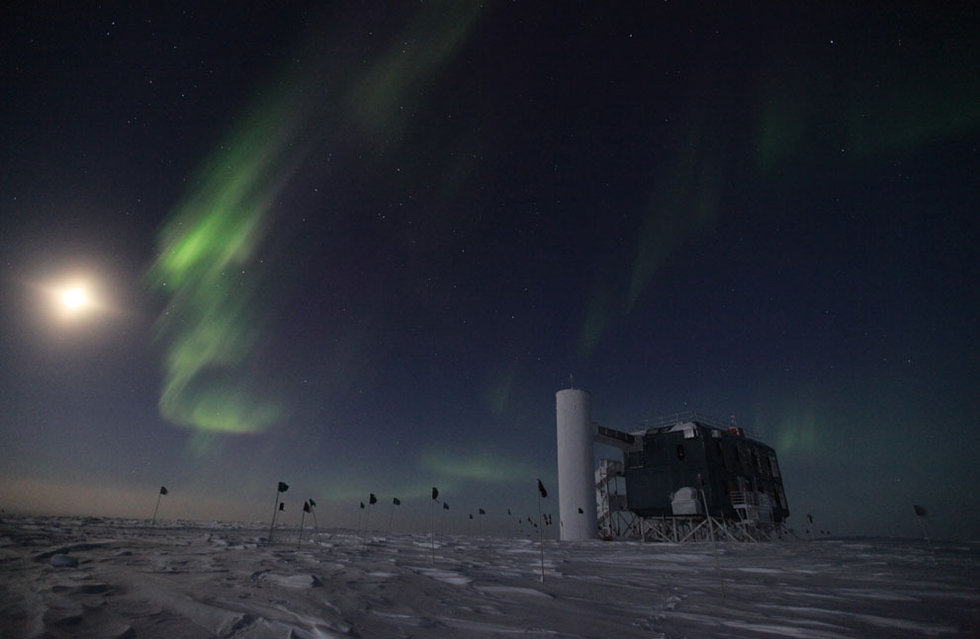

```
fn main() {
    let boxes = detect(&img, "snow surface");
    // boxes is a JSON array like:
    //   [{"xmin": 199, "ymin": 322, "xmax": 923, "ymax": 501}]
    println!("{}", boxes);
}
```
[{"xmin": 1, "ymin": 515, "xmax": 977, "ymax": 638}]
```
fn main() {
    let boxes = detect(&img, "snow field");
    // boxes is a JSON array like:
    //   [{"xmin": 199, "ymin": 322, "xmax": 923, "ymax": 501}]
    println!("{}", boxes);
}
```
[{"xmin": 0, "ymin": 516, "xmax": 977, "ymax": 638}]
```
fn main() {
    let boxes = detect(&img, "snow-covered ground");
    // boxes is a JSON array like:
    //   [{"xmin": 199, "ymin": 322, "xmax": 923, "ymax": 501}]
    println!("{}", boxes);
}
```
[{"xmin": 1, "ymin": 515, "xmax": 976, "ymax": 638}]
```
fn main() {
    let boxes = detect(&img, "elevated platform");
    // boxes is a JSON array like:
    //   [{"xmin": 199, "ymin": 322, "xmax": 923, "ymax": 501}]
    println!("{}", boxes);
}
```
[
  {"xmin": 596, "ymin": 459, "xmax": 787, "ymax": 542},
  {"xmin": 637, "ymin": 514, "xmax": 788, "ymax": 543}
]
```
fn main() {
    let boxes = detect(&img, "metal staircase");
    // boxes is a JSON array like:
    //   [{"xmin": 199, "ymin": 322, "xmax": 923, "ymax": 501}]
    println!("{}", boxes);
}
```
[{"xmin": 595, "ymin": 459, "xmax": 636, "ymax": 539}]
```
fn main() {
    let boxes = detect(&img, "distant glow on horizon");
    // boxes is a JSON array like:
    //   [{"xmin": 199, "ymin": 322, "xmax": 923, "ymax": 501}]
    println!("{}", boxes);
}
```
[{"xmin": 418, "ymin": 448, "xmax": 538, "ymax": 485}]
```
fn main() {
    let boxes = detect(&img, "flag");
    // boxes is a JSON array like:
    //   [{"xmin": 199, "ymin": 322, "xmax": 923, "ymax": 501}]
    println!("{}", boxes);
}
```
[
  {"xmin": 393, "ymin": 497, "xmax": 401, "ymax": 506},
  {"xmin": 913, "ymin": 504, "xmax": 928, "ymax": 518},
  {"xmin": 478, "ymin": 508, "xmax": 486, "ymax": 515},
  {"xmin": 279, "ymin": 502, "xmax": 285, "ymax": 511},
  {"xmin": 537, "ymin": 479, "xmax": 548, "ymax": 499},
  {"xmin": 369, "ymin": 493, "xmax": 377, "ymax": 505},
  {"xmin": 431, "ymin": 487, "xmax": 439, "ymax": 500},
  {"xmin": 443, "ymin": 502, "xmax": 449, "ymax": 510},
  {"xmin": 577, "ymin": 507, "xmax": 584, "ymax": 514},
  {"xmin": 309, "ymin": 498, "xmax": 316, "ymax": 508},
  {"xmin": 360, "ymin": 501, "xmax": 365, "ymax": 509},
  {"xmin": 159, "ymin": 486, "xmax": 168, "ymax": 495},
  {"xmin": 278, "ymin": 481, "xmax": 289, "ymax": 493},
  {"xmin": 469, "ymin": 514, "xmax": 473, "ymax": 520},
  {"xmin": 806, "ymin": 513, "xmax": 813, "ymax": 524},
  {"xmin": 508, "ymin": 508, "xmax": 512, "ymax": 516},
  {"xmin": 303, "ymin": 501, "xmax": 311, "ymax": 513}
]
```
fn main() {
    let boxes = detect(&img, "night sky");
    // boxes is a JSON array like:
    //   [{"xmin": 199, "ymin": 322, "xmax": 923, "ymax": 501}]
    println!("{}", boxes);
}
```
[{"xmin": 2, "ymin": 3, "xmax": 977, "ymax": 540}]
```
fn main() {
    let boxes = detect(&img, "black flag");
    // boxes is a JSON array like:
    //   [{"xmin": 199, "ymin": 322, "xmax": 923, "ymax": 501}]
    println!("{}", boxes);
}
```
[
  {"xmin": 360, "ymin": 501, "xmax": 365, "ymax": 509},
  {"xmin": 443, "ymin": 502, "xmax": 449, "ymax": 510},
  {"xmin": 537, "ymin": 479, "xmax": 548, "ymax": 499},
  {"xmin": 806, "ymin": 513, "xmax": 813, "ymax": 524},
  {"xmin": 508, "ymin": 508, "xmax": 512, "ymax": 516},
  {"xmin": 393, "ymin": 497, "xmax": 401, "ymax": 506},
  {"xmin": 278, "ymin": 481, "xmax": 289, "ymax": 493},
  {"xmin": 309, "ymin": 498, "xmax": 316, "ymax": 508},
  {"xmin": 913, "ymin": 504, "xmax": 928, "ymax": 517},
  {"xmin": 469, "ymin": 514, "xmax": 474, "ymax": 519},
  {"xmin": 478, "ymin": 508, "xmax": 486, "ymax": 515},
  {"xmin": 431, "ymin": 487, "xmax": 439, "ymax": 500},
  {"xmin": 369, "ymin": 493, "xmax": 377, "ymax": 505},
  {"xmin": 577, "ymin": 507, "xmax": 584, "ymax": 514},
  {"xmin": 159, "ymin": 486, "xmax": 168, "ymax": 495},
  {"xmin": 303, "ymin": 501, "xmax": 311, "ymax": 513},
  {"xmin": 279, "ymin": 502, "xmax": 285, "ymax": 511}
]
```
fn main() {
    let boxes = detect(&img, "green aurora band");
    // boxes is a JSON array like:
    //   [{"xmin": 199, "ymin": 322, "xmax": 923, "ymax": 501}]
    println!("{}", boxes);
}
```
[
  {"xmin": 148, "ymin": 2, "xmax": 483, "ymax": 443},
  {"xmin": 148, "ymin": 92, "xmax": 307, "ymax": 437}
]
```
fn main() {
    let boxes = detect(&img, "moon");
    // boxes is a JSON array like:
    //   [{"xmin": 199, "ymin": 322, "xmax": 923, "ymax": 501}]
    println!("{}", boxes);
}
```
[
  {"xmin": 43, "ymin": 277, "xmax": 106, "ymax": 322},
  {"xmin": 61, "ymin": 286, "xmax": 89, "ymax": 311},
  {"xmin": 31, "ymin": 267, "xmax": 125, "ymax": 329}
]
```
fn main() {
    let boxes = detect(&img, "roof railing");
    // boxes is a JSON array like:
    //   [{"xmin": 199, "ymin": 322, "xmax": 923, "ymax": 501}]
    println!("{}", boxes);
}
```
[{"xmin": 636, "ymin": 410, "xmax": 759, "ymax": 440}]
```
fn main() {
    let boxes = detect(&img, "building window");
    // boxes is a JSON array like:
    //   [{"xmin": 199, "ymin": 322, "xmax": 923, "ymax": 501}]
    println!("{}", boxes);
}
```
[
  {"xmin": 627, "ymin": 451, "xmax": 644, "ymax": 468},
  {"xmin": 676, "ymin": 444, "xmax": 686, "ymax": 461},
  {"xmin": 769, "ymin": 454, "xmax": 781, "ymax": 478},
  {"xmin": 761, "ymin": 453, "xmax": 772, "ymax": 478}
]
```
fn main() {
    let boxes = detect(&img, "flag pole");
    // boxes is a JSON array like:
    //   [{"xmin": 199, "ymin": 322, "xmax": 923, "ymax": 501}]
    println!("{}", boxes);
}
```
[
  {"xmin": 364, "ymin": 494, "xmax": 377, "ymax": 538},
  {"xmin": 537, "ymin": 479, "xmax": 548, "ymax": 583},
  {"xmin": 388, "ymin": 497, "xmax": 401, "ymax": 534},
  {"xmin": 913, "ymin": 505, "xmax": 935, "ymax": 562},
  {"xmin": 538, "ymin": 491, "xmax": 545, "ymax": 583},
  {"xmin": 699, "ymin": 475, "xmax": 726, "ymax": 598},
  {"xmin": 268, "ymin": 481, "xmax": 288, "ymax": 544},
  {"xmin": 915, "ymin": 511, "xmax": 930, "ymax": 545},
  {"xmin": 268, "ymin": 489, "xmax": 281, "ymax": 544},
  {"xmin": 298, "ymin": 501, "xmax": 308, "ymax": 549},
  {"xmin": 151, "ymin": 492, "xmax": 162, "ymax": 528},
  {"xmin": 430, "ymin": 487, "xmax": 439, "ymax": 564},
  {"xmin": 298, "ymin": 508, "xmax": 305, "ymax": 549},
  {"xmin": 309, "ymin": 499, "xmax": 319, "ymax": 541},
  {"xmin": 149, "ymin": 493, "xmax": 162, "ymax": 535},
  {"xmin": 149, "ymin": 486, "xmax": 167, "ymax": 535}
]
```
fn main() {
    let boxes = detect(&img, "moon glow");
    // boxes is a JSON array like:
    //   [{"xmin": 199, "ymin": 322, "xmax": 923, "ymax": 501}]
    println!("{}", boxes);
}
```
[
  {"xmin": 61, "ymin": 286, "xmax": 89, "ymax": 310},
  {"xmin": 42, "ymin": 276, "xmax": 109, "ymax": 323}
]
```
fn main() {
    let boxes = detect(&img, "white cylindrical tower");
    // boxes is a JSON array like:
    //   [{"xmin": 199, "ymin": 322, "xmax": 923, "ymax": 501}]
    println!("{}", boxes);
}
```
[{"xmin": 556, "ymin": 388, "xmax": 598, "ymax": 541}]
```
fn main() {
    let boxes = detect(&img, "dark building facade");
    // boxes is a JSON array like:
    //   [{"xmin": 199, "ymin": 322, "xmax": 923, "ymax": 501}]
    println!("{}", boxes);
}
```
[{"xmin": 623, "ymin": 421, "xmax": 789, "ymax": 524}]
